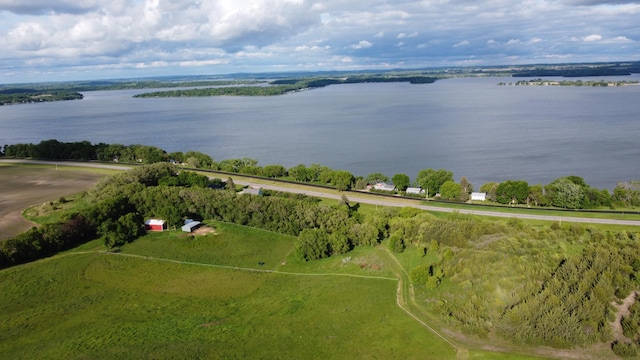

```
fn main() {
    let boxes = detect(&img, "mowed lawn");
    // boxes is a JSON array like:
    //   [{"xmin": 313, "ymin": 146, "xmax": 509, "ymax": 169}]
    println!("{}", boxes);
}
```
[
  {"xmin": 0, "ymin": 222, "xmax": 457, "ymax": 359},
  {"xmin": 0, "ymin": 163, "xmax": 105, "ymax": 239}
]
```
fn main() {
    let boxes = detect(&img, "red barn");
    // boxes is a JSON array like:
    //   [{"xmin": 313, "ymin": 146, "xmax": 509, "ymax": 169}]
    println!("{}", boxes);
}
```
[{"xmin": 144, "ymin": 219, "xmax": 166, "ymax": 232}]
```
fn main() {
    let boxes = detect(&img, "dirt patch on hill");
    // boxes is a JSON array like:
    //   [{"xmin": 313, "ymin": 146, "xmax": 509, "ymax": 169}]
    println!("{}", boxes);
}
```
[
  {"xmin": 190, "ymin": 226, "xmax": 216, "ymax": 236},
  {"xmin": 0, "ymin": 165, "xmax": 104, "ymax": 240}
]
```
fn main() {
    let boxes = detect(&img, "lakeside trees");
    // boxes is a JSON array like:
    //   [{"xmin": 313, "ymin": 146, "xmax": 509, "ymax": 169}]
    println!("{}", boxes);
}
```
[
  {"xmin": 2, "ymin": 139, "xmax": 638, "ymax": 209},
  {"xmin": 0, "ymin": 90, "xmax": 82, "ymax": 106},
  {"xmin": 392, "ymin": 173, "xmax": 410, "ymax": 191},
  {"xmin": 416, "ymin": 168, "xmax": 454, "ymax": 197}
]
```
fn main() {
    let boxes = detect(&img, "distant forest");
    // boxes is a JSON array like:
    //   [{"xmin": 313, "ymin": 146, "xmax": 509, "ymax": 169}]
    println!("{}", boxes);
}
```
[
  {"xmin": 0, "ymin": 89, "xmax": 82, "ymax": 106},
  {"xmin": 132, "ymin": 75, "xmax": 437, "ymax": 98}
]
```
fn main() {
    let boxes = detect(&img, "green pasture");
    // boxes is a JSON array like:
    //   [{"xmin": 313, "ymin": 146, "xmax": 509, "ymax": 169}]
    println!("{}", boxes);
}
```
[{"xmin": 0, "ymin": 224, "xmax": 459, "ymax": 359}]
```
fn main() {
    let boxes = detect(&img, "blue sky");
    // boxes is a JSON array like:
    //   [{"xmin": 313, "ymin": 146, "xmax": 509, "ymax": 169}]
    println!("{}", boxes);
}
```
[{"xmin": 0, "ymin": 0, "xmax": 638, "ymax": 83}]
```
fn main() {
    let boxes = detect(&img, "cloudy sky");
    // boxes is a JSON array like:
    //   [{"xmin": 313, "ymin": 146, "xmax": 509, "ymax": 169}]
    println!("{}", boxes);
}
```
[{"xmin": 0, "ymin": 0, "xmax": 638, "ymax": 83}]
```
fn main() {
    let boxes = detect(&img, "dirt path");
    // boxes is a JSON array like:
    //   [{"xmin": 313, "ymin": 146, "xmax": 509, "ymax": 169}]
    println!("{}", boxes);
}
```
[{"xmin": 611, "ymin": 291, "xmax": 638, "ymax": 341}]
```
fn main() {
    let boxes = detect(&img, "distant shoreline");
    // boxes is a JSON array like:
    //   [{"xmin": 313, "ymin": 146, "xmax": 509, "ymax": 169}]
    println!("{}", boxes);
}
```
[{"xmin": 498, "ymin": 79, "xmax": 640, "ymax": 87}]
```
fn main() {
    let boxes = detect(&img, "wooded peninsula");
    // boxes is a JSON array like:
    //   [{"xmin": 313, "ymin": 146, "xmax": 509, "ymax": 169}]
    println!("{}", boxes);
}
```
[{"xmin": 0, "ymin": 89, "xmax": 82, "ymax": 106}]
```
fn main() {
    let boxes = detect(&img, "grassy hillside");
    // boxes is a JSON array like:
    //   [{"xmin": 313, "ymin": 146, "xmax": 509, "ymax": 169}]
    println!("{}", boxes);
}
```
[{"xmin": 0, "ymin": 223, "xmax": 460, "ymax": 359}]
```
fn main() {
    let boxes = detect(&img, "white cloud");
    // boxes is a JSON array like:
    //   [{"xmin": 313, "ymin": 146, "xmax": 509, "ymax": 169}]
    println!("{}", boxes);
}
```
[
  {"xmin": 583, "ymin": 34, "xmax": 603, "ymax": 41},
  {"xmin": 0, "ymin": 0, "xmax": 638, "ymax": 82},
  {"xmin": 611, "ymin": 36, "xmax": 632, "ymax": 42},
  {"xmin": 349, "ymin": 40, "xmax": 373, "ymax": 49}
]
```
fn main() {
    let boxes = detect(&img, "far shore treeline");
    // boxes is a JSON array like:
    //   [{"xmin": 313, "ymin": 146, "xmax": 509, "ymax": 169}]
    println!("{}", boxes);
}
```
[
  {"xmin": 0, "ymin": 90, "xmax": 82, "ymax": 106},
  {"xmin": 132, "ymin": 75, "xmax": 437, "ymax": 98},
  {"xmin": 2, "ymin": 139, "xmax": 640, "ymax": 210}
]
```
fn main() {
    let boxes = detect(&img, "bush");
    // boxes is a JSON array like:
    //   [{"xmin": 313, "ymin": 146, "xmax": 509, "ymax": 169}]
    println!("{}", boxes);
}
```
[{"xmin": 612, "ymin": 341, "xmax": 638, "ymax": 357}]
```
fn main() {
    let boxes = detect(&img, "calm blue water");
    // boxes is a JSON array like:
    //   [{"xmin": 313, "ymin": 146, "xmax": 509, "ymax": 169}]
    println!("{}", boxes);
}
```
[{"xmin": 1, "ymin": 76, "xmax": 639, "ymax": 190}]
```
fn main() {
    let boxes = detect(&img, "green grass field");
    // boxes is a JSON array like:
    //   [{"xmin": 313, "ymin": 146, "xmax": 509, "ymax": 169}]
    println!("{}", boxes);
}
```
[
  {"xmin": 3, "ymin": 163, "xmax": 627, "ymax": 359},
  {"xmin": 0, "ymin": 223, "xmax": 461, "ymax": 359}
]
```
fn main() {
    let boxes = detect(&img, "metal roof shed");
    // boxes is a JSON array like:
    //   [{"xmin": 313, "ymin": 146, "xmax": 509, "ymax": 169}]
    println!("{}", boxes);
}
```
[{"xmin": 181, "ymin": 221, "xmax": 201, "ymax": 233}]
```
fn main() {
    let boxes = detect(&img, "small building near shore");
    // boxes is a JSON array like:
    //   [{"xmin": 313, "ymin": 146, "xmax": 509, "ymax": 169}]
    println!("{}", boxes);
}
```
[
  {"xmin": 144, "ymin": 219, "xmax": 166, "ymax": 232},
  {"xmin": 182, "ymin": 219, "xmax": 202, "ymax": 233},
  {"xmin": 406, "ymin": 187, "xmax": 425, "ymax": 195},
  {"xmin": 373, "ymin": 182, "xmax": 396, "ymax": 191},
  {"xmin": 471, "ymin": 192, "xmax": 487, "ymax": 201}
]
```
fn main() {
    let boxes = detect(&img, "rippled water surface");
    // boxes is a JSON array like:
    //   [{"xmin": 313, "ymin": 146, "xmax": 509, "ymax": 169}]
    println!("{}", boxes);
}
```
[{"xmin": 2, "ymin": 75, "xmax": 639, "ymax": 189}]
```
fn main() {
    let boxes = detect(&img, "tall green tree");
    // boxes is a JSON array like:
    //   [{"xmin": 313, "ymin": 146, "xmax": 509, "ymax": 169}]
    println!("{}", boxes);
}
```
[
  {"xmin": 333, "ymin": 170, "xmax": 354, "ymax": 191},
  {"xmin": 440, "ymin": 180, "xmax": 462, "ymax": 200},
  {"xmin": 480, "ymin": 182, "xmax": 498, "ymax": 202},
  {"xmin": 365, "ymin": 172, "xmax": 389, "ymax": 185},
  {"xmin": 183, "ymin": 151, "xmax": 213, "ymax": 168},
  {"xmin": 288, "ymin": 164, "xmax": 309, "ymax": 182},
  {"xmin": 528, "ymin": 184, "xmax": 548, "ymax": 206},
  {"xmin": 416, "ymin": 168, "xmax": 454, "ymax": 197},
  {"xmin": 496, "ymin": 180, "xmax": 529, "ymax": 204},
  {"xmin": 392, "ymin": 173, "xmax": 411, "ymax": 191},
  {"xmin": 459, "ymin": 176, "xmax": 473, "ymax": 201},
  {"xmin": 547, "ymin": 178, "xmax": 584, "ymax": 209}
]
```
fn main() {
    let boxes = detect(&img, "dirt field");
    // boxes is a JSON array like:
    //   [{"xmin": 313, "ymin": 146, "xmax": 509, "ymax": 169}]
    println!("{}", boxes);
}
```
[{"xmin": 0, "ymin": 164, "xmax": 105, "ymax": 240}]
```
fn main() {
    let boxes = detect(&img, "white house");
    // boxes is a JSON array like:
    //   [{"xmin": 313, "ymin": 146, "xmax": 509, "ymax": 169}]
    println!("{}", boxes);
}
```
[
  {"xmin": 406, "ymin": 187, "xmax": 425, "ymax": 195},
  {"xmin": 373, "ymin": 182, "xmax": 396, "ymax": 191},
  {"xmin": 239, "ymin": 187, "xmax": 263, "ymax": 195},
  {"xmin": 471, "ymin": 192, "xmax": 487, "ymax": 201}
]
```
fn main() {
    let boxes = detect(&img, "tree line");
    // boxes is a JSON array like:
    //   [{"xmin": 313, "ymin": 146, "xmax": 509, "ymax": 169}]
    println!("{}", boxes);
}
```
[
  {"xmin": 0, "ymin": 90, "xmax": 83, "ymax": 106},
  {"xmin": 134, "ymin": 75, "xmax": 438, "ymax": 98},
  {"xmin": 3, "ymin": 139, "xmax": 640, "ymax": 208}
]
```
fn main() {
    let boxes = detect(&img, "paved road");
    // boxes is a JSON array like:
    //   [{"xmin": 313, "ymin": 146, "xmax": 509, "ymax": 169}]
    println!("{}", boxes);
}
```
[
  {"xmin": 236, "ymin": 181, "xmax": 640, "ymax": 227},
  {"xmin": 3, "ymin": 159, "xmax": 640, "ymax": 227}
]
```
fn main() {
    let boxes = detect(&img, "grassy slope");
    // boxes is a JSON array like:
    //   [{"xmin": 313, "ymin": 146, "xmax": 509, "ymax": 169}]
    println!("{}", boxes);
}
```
[{"xmin": 0, "ymin": 223, "xmax": 458, "ymax": 360}]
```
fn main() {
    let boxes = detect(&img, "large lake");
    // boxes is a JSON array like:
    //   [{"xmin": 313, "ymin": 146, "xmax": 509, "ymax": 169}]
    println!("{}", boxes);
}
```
[{"xmin": 1, "ymin": 76, "xmax": 639, "ymax": 190}]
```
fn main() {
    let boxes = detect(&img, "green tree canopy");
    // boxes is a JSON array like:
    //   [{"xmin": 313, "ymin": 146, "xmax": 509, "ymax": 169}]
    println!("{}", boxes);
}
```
[
  {"xmin": 495, "ymin": 180, "xmax": 529, "ymax": 204},
  {"xmin": 365, "ymin": 172, "xmax": 389, "ymax": 185},
  {"xmin": 392, "ymin": 173, "xmax": 411, "ymax": 191},
  {"xmin": 440, "ymin": 180, "xmax": 462, "ymax": 200},
  {"xmin": 416, "ymin": 168, "xmax": 454, "ymax": 197}
]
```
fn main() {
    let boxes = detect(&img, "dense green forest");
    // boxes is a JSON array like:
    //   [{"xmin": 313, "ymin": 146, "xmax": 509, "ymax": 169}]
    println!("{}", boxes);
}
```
[
  {"xmin": 132, "ymin": 75, "xmax": 437, "ymax": 98},
  {"xmin": 0, "ymin": 89, "xmax": 82, "ymax": 105},
  {"xmin": 2, "ymin": 161, "xmax": 640, "ymax": 357}
]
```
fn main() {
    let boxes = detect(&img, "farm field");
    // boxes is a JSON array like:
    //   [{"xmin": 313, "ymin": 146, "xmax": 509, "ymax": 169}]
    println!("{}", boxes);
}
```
[
  {"xmin": 0, "ymin": 223, "xmax": 466, "ymax": 359},
  {"xmin": 0, "ymin": 163, "xmax": 106, "ymax": 240}
]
